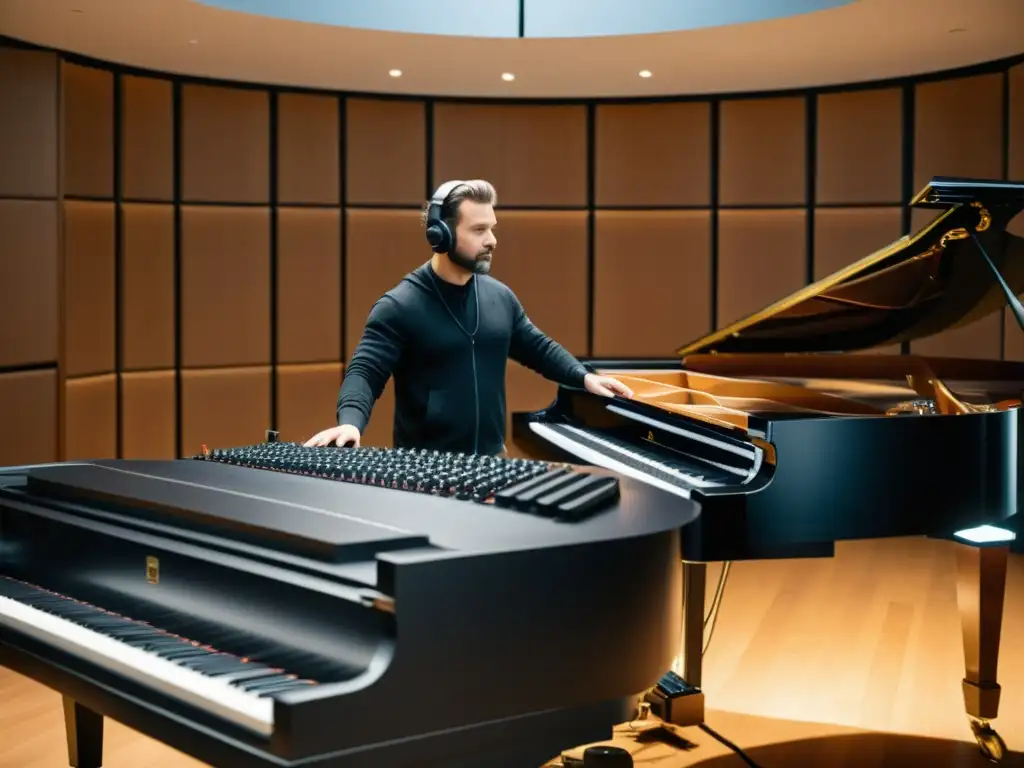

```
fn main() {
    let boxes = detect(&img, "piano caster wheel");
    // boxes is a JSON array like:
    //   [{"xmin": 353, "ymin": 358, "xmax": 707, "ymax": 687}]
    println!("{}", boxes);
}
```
[{"xmin": 970, "ymin": 718, "xmax": 1006, "ymax": 763}]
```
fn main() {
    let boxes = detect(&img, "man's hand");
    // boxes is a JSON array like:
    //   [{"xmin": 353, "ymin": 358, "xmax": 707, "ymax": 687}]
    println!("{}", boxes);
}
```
[
  {"xmin": 304, "ymin": 424, "xmax": 361, "ymax": 448},
  {"xmin": 583, "ymin": 373, "xmax": 634, "ymax": 399}
]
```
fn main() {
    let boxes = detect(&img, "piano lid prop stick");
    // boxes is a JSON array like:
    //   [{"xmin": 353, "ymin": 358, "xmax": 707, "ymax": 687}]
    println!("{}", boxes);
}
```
[{"xmin": 968, "ymin": 228, "xmax": 1024, "ymax": 334}]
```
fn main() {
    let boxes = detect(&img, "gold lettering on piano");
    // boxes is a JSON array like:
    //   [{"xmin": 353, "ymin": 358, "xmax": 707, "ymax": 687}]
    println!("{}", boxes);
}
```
[
  {"xmin": 146, "ymin": 556, "xmax": 160, "ymax": 585},
  {"xmin": 647, "ymin": 430, "xmax": 655, "ymax": 441}
]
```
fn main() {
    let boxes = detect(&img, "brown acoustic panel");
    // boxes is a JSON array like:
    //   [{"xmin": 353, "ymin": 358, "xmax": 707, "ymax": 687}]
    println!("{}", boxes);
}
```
[
  {"xmin": 1011, "ymin": 64, "xmax": 1024, "ymax": 182},
  {"xmin": 505, "ymin": 360, "xmax": 557, "ymax": 458},
  {"xmin": 717, "ymin": 209, "xmax": 806, "ymax": 328},
  {"xmin": 121, "ymin": 75, "xmax": 173, "ymax": 201},
  {"xmin": 62, "ymin": 62, "xmax": 113, "ymax": 199},
  {"xmin": 0, "ymin": 200, "xmax": 58, "ymax": 367},
  {"xmin": 595, "ymin": 102, "xmax": 711, "ymax": 207},
  {"xmin": 345, "ymin": 98, "xmax": 426, "ymax": 205},
  {"xmin": 814, "ymin": 207, "xmax": 904, "ymax": 355},
  {"xmin": 432, "ymin": 103, "xmax": 587, "ymax": 207},
  {"xmin": 813, "ymin": 207, "xmax": 904, "ymax": 280},
  {"xmin": 278, "ymin": 92, "xmax": 339, "ymax": 205},
  {"xmin": 276, "ymin": 363, "xmax": 345, "ymax": 443},
  {"xmin": 817, "ymin": 88, "xmax": 902, "ymax": 204},
  {"xmin": 181, "ymin": 84, "xmax": 269, "ymax": 203},
  {"xmin": 121, "ymin": 203, "xmax": 175, "ymax": 370},
  {"xmin": 1003, "ymin": 215, "xmax": 1024, "ymax": 361},
  {"xmin": 64, "ymin": 374, "xmax": 117, "ymax": 460},
  {"xmin": 914, "ymin": 73, "xmax": 1004, "ymax": 192},
  {"xmin": 719, "ymin": 97, "xmax": 806, "ymax": 206},
  {"xmin": 0, "ymin": 48, "xmax": 58, "ymax": 198},
  {"xmin": 344, "ymin": 209, "xmax": 424, "ymax": 447},
  {"xmin": 63, "ymin": 201, "xmax": 116, "ymax": 377},
  {"xmin": 180, "ymin": 206, "xmax": 270, "ymax": 368},
  {"xmin": 121, "ymin": 370, "xmax": 176, "ymax": 459},
  {"xmin": 593, "ymin": 210, "xmax": 711, "ymax": 357},
  {"xmin": 277, "ymin": 207, "xmax": 341, "ymax": 364},
  {"xmin": 0, "ymin": 369, "xmax": 58, "ymax": 465},
  {"xmin": 487, "ymin": 211, "xmax": 589, "ymax": 357},
  {"xmin": 180, "ymin": 367, "xmax": 271, "ymax": 456}
]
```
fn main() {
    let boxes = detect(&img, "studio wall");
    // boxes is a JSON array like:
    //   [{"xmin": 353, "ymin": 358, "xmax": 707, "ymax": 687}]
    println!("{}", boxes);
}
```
[{"xmin": 1, "ymin": 38, "xmax": 1023, "ymax": 466}]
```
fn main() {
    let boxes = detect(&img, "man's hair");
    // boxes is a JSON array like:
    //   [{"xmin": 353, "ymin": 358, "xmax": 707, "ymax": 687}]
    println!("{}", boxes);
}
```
[{"xmin": 420, "ymin": 179, "xmax": 497, "ymax": 231}]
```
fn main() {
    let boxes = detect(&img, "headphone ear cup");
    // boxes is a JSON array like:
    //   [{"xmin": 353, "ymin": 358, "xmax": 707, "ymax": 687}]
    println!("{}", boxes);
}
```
[{"xmin": 426, "ymin": 221, "xmax": 453, "ymax": 254}]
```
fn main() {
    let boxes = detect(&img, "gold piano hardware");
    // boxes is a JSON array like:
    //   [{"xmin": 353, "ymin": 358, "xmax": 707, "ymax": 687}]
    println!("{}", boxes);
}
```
[{"xmin": 145, "ymin": 556, "xmax": 159, "ymax": 585}]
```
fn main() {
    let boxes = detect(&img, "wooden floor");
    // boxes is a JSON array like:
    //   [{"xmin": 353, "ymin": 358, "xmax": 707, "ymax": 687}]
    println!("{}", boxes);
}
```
[{"xmin": 3, "ymin": 536, "xmax": 1023, "ymax": 767}]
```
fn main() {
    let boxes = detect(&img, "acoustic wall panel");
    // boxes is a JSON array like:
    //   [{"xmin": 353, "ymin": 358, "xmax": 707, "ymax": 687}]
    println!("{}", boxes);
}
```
[
  {"xmin": 0, "ymin": 369, "xmax": 58, "ymax": 466},
  {"xmin": 593, "ymin": 210, "xmax": 712, "ymax": 357},
  {"xmin": 717, "ymin": 209, "xmax": 806, "ymax": 327},
  {"xmin": 62, "ymin": 62, "xmax": 114, "ymax": 199},
  {"xmin": 121, "ymin": 370, "xmax": 177, "ymax": 459},
  {"xmin": 487, "ymin": 210, "xmax": 589, "ymax": 357},
  {"xmin": 276, "ymin": 207, "xmax": 342, "ymax": 364},
  {"xmin": 432, "ymin": 103, "xmax": 587, "ymax": 207},
  {"xmin": 0, "ymin": 47, "xmax": 58, "ymax": 198},
  {"xmin": 277, "ymin": 92, "xmax": 340, "ymax": 205},
  {"xmin": 181, "ymin": 84, "xmax": 270, "ymax": 203},
  {"xmin": 64, "ymin": 374, "xmax": 118, "ymax": 460},
  {"xmin": 120, "ymin": 203, "xmax": 175, "ymax": 370},
  {"xmin": 816, "ymin": 87, "xmax": 902, "ymax": 204},
  {"xmin": 719, "ymin": 97, "xmax": 806, "ymax": 206},
  {"xmin": 345, "ymin": 98, "xmax": 426, "ymax": 205},
  {"xmin": 121, "ymin": 75, "xmax": 174, "ymax": 201},
  {"xmin": 913, "ymin": 73, "xmax": 1004, "ymax": 192},
  {"xmin": 180, "ymin": 206, "xmax": 271, "ymax": 368},
  {"xmin": 180, "ymin": 367, "xmax": 272, "ymax": 457},
  {"xmin": 594, "ymin": 102, "xmax": 711, "ymax": 207},
  {"xmin": 276, "ymin": 363, "xmax": 345, "ymax": 443},
  {"xmin": 63, "ymin": 201, "xmax": 116, "ymax": 378},
  {"xmin": 0, "ymin": 200, "xmax": 58, "ymax": 368}
]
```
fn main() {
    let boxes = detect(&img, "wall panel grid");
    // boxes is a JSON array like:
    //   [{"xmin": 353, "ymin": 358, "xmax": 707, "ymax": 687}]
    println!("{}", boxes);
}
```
[{"xmin": 0, "ymin": 40, "xmax": 1021, "ymax": 462}]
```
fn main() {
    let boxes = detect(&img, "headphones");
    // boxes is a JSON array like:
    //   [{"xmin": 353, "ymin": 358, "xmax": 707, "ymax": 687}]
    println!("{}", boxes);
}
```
[{"xmin": 424, "ymin": 179, "xmax": 466, "ymax": 254}]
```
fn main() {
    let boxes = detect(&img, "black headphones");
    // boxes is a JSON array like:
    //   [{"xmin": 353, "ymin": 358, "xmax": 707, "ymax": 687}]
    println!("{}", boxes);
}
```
[{"xmin": 424, "ymin": 180, "xmax": 466, "ymax": 254}]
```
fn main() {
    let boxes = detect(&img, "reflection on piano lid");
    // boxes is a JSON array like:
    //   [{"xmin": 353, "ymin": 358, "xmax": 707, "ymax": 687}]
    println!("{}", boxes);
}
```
[{"xmin": 511, "ymin": 175, "xmax": 1024, "ymax": 762}]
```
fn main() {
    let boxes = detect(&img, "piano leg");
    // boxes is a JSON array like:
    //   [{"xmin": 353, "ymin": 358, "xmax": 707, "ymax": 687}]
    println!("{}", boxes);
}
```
[
  {"xmin": 955, "ymin": 542, "xmax": 1009, "ymax": 763},
  {"xmin": 63, "ymin": 696, "xmax": 103, "ymax": 768},
  {"xmin": 643, "ymin": 561, "xmax": 706, "ymax": 727}
]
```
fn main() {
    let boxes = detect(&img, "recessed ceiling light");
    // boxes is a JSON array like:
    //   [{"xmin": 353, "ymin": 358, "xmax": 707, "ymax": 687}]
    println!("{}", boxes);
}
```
[
  {"xmin": 501, "ymin": 72, "xmax": 515, "ymax": 82},
  {"xmin": 638, "ymin": 70, "xmax": 653, "ymax": 78},
  {"xmin": 389, "ymin": 69, "xmax": 403, "ymax": 77}
]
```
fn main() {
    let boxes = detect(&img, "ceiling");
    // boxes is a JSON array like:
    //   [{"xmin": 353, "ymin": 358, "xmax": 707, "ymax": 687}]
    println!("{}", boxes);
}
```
[{"xmin": 1, "ymin": 0, "xmax": 1022, "ymax": 98}]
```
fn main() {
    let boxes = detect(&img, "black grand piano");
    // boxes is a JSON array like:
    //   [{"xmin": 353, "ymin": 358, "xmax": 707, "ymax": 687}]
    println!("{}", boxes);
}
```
[
  {"xmin": 513, "ymin": 176, "xmax": 1024, "ymax": 762},
  {"xmin": 0, "ymin": 444, "xmax": 701, "ymax": 767}
]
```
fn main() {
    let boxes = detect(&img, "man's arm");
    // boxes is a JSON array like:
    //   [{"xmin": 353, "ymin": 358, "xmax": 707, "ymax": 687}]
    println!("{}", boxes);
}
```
[
  {"xmin": 507, "ymin": 293, "xmax": 589, "ymax": 388},
  {"xmin": 336, "ymin": 296, "xmax": 405, "ymax": 431}
]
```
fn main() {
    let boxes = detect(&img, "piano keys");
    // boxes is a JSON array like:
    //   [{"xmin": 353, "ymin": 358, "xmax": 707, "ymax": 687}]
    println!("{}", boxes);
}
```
[
  {"xmin": 512, "ymin": 176, "xmax": 1024, "ymax": 763},
  {"xmin": 0, "ymin": 444, "xmax": 700, "ymax": 767}
]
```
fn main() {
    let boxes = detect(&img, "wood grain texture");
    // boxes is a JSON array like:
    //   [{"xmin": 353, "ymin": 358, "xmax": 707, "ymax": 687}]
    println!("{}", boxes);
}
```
[{"xmin": 2, "ymin": 537, "xmax": 1020, "ymax": 766}]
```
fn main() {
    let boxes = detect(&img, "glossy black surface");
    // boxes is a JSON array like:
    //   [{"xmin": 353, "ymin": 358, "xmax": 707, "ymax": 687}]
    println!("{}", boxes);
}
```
[{"xmin": 0, "ymin": 452, "xmax": 698, "ymax": 767}]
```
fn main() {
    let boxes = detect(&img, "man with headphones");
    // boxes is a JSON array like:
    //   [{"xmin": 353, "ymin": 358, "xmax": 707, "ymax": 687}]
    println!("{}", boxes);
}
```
[{"xmin": 305, "ymin": 179, "xmax": 634, "ymax": 454}]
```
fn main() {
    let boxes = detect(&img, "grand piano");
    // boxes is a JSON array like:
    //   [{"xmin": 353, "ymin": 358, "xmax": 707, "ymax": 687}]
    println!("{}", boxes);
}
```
[
  {"xmin": 513, "ymin": 176, "xmax": 1024, "ymax": 762},
  {"xmin": 0, "ymin": 443, "xmax": 701, "ymax": 767}
]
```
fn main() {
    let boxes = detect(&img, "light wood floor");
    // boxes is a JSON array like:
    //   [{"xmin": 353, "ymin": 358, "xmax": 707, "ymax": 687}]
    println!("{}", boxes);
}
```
[{"xmin": 3, "ymin": 536, "xmax": 1023, "ymax": 767}]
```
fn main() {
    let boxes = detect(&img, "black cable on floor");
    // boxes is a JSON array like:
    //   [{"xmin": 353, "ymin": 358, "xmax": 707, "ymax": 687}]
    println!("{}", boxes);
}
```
[{"xmin": 698, "ymin": 723, "xmax": 763, "ymax": 768}]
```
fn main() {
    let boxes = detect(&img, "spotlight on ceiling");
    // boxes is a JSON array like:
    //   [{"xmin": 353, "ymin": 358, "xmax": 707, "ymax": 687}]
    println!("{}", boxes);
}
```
[
  {"xmin": 501, "ymin": 72, "xmax": 516, "ymax": 82},
  {"xmin": 639, "ymin": 70, "xmax": 653, "ymax": 78},
  {"xmin": 389, "ymin": 69, "xmax": 403, "ymax": 77}
]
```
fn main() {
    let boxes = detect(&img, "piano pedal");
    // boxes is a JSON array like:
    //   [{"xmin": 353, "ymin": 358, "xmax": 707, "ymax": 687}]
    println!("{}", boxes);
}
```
[{"xmin": 643, "ymin": 671, "xmax": 704, "ymax": 728}]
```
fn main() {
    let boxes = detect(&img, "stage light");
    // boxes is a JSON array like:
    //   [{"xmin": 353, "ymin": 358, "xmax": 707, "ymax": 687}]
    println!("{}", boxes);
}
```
[
  {"xmin": 389, "ymin": 69, "xmax": 402, "ymax": 77},
  {"xmin": 639, "ymin": 70, "xmax": 653, "ymax": 78},
  {"xmin": 501, "ymin": 72, "xmax": 515, "ymax": 82}
]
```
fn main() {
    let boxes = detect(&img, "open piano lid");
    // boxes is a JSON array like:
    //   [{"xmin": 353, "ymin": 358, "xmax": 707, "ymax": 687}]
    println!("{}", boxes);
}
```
[{"xmin": 674, "ymin": 177, "xmax": 1024, "ymax": 357}]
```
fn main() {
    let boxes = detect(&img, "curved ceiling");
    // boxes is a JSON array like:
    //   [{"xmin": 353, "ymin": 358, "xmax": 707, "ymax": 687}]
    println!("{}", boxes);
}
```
[
  {"xmin": 193, "ymin": 0, "xmax": 858, "ymax": 38},
  {"xmin": 1, "ymin": 0, "xmax": 1022, "ymax": 98}
]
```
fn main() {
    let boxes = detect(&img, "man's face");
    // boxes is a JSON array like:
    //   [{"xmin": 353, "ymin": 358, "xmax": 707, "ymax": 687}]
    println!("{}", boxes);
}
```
[{"xmin": 448, "ymin": 200, "xmax": 497, "ymax": 275}]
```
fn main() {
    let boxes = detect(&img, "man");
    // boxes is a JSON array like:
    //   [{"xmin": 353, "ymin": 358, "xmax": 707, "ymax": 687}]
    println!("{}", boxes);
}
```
[{"xmin": 305, "ymin": 179, "xmax": 633, "ymax": 454}]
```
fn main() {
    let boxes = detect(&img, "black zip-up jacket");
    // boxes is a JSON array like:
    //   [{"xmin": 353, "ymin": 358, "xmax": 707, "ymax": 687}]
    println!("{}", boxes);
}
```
[{"xmin": 336, "ymin": 262, "xmax": 589, "ymax": 455}]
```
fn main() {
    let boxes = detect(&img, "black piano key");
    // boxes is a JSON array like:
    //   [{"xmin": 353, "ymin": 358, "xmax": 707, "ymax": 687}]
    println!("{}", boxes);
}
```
[
  {"xmin": 253, "ymin": 680, "xmax": 317, "ymax": 697},
  {"xmin": 556, "ymin": 477, "xmax": 621, "ymax": 521},
  {"xmin": 511, "ymin": 472, "xmax": 585, "ymax": 508},
  {"xmin": 492, "ymin": 468, "xmax": 568, "ymax": 507},
  {"xmin": 235, "ymin": 674, "xmax": 297, "ymax": 691},
  {"xmin": 534, "ymin": 474, "xmax": 616, "ymax": 515}
]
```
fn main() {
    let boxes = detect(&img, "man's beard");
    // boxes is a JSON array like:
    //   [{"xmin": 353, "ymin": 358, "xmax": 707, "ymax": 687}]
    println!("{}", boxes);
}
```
[{"xmin": 449, "ymin": 246, "xmax": 493, "ymax": 275}]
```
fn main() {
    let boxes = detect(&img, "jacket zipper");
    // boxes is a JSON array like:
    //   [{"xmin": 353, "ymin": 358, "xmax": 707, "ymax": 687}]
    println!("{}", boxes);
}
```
[{"xmin": 471, "ymin": 337, "xmax": 479, "ymax": 454}]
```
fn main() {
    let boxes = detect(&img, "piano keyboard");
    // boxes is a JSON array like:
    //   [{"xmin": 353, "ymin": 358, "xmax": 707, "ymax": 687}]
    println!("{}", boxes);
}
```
[
  {"xmin": 528, "ymin": 422, "xmax": 718, "ymax": 498},
  {"xmin": 0, "ymin": 576, "xmax": 318, "ymax": 736}
]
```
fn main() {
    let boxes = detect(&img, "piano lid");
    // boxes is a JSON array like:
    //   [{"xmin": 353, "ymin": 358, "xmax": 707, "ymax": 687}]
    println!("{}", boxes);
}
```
[{"xmin": 674, "ymin": 177, "xmax": 1024, "ymax": 357}]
